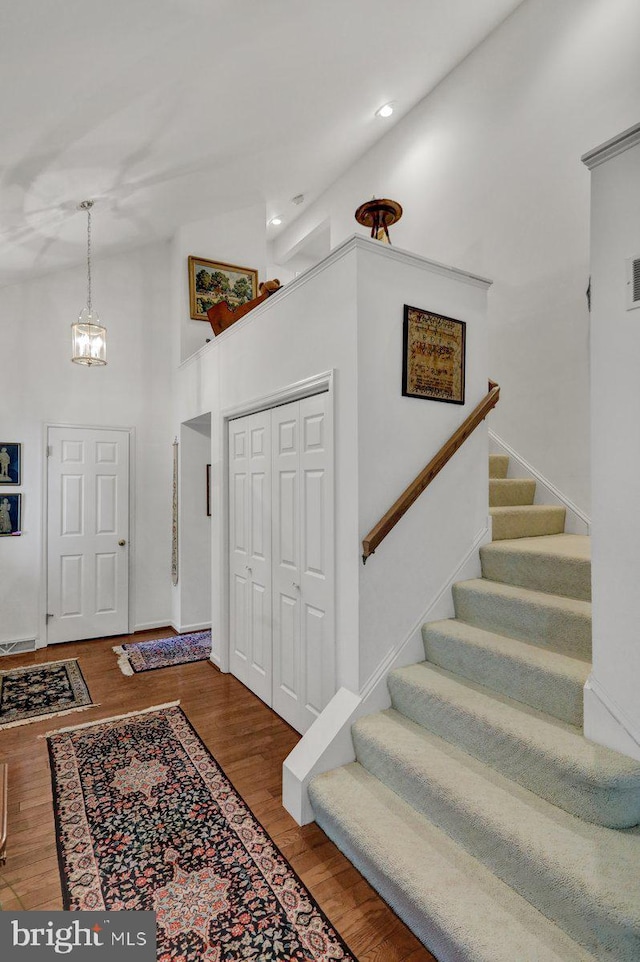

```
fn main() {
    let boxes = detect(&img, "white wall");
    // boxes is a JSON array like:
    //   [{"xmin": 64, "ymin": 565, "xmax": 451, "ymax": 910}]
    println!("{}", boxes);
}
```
[
  {"xmin": 584, "ymin": 125, "xmax": 640, "ymax": 760},
  {"xmin": 0, "ymin": 242, "xmax": 173, "ymax": 645},
  {"xmin": 172, "ymin": 203, "xmax": 268, "ymax": 363},
  {"xmin": 175, "ymin": 236, "xmax": 490, "ymax": 704},
  {"xmin": 178, "ymin": 416, "xmax": 212, "ymax": 632},
  {"xmin": 273, "ymin": 0, "xmax": 640, "ymax": 514}
]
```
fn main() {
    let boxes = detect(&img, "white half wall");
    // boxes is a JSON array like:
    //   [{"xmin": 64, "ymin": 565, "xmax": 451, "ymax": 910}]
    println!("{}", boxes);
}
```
[
  {"xmin": 273, "ymin": 0, "xmax": 640, "ymax": 516},
  {"xmin": 0, "ymin": 242, "xmax": 173, "ymax": 646}
]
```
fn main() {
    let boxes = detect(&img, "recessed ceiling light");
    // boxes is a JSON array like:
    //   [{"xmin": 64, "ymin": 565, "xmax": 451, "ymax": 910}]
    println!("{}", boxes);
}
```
[
  {"xmin": 375, "ymin": 102, "xmax": 394, "ymax": 119},
  {"xmin": 269, "ymin": 216, "xmax": 283, "ymax": 226}
]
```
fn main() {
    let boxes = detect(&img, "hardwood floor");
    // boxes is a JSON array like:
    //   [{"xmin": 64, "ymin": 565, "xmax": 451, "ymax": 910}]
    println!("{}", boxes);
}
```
[{"xmin": 0, "ymin": 631, "xmax": 437, "ymax": 962}]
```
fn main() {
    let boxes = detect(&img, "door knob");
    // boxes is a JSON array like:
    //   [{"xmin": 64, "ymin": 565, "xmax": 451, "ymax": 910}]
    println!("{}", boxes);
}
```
[
  {"xmin": 118, "ymin": 539, "xmax": 126, "ymax": 546},
  {"xmin": 292, "ymin": 582, "xmax": 300, "ymax": 590}
]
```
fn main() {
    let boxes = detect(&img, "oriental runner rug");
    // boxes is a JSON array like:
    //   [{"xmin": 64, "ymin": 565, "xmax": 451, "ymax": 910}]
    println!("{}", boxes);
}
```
[
  {"xmin": 47, "ymin": 703, "xmax": 356, "ymax": 962},
  {"xmin": 0, "ymin": 659, "xmax": 94, "ymax": 730},
  {"xmin": 113, "ymin": 630, "xmax": 212, "ymax": 676}
]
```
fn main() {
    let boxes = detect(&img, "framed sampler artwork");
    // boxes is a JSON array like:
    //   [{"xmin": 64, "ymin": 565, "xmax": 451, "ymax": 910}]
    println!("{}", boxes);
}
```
[
  {"xmin": 0, "ymin": 443, "xmax": 21, "ymax": 485},
  {"xmin": 188, "ymin": 256, "xmax": 258, "ymax": 321},
  {"xmin": 402, "ymin": 305, "xmax": 466, "ymax": 405}
]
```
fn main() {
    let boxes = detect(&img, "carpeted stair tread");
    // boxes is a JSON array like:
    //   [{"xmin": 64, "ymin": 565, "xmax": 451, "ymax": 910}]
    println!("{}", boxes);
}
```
[
  {"xmin": 480, "ymin": 534, "xmax": 591, "ymax": 601},
  {"xmin": 422, "ymin": 618, "xmax": 588, "ymax": 725},
  {"xmin": 388, "ymin": 661, "xmax": 640, "ymax": 827},
  {"xmin": 351, "ymin": 710, "xmax": 640, "ymax": 960},
  {"xmin": 489, "ymin": 454, "xmax": 509, "ymax": 479},
  {"xmin": 489, "ymin": 478, "xmax": 536, "ymax": 506},
  {"xmin": 452, "ymin": 577, "xmax": 591, "ymax": 659},
  {"xmin": 309, "ymin": 763, "xmax": 599, "ymax": 962},
  {"xmin": 490, "ymin": 504, "xmax": 566, "ymax": 539}
]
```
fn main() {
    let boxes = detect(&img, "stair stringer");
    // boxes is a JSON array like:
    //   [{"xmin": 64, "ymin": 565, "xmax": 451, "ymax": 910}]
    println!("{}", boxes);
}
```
[{"xmin": 283, "ymin": 520, "xmax": 492, "ymax": 824}]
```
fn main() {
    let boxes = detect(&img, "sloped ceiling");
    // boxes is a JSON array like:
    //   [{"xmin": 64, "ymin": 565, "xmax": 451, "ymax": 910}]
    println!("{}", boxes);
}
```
[{"xmin": 0, "ymin": 0, "xmax": 523, "ymax": 286}]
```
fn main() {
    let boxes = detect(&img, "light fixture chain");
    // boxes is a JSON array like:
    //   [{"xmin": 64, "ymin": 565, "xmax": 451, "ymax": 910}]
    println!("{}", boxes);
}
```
[{"xmin": 86, "ymin": 206, "xmax": 92, "ymax": 312}]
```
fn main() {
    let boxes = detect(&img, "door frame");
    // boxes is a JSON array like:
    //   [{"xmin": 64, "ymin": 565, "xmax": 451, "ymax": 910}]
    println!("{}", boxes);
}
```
[
  {"xmin": 216, "ymin": 371, "xmax": 335, "ymax": 681},
  {"xmin": 41, "ymin": 422, "xmax": 136, "ymax": 647}
]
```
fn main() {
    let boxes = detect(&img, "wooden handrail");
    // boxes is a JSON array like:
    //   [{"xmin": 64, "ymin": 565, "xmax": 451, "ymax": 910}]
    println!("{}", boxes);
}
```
[{"xmin": 362, "ymin": 380, "xmax": 500, "ymax": 563}]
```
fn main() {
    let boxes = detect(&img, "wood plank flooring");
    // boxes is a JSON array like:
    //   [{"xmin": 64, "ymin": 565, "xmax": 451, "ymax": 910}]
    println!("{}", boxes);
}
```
[{"xmin": 0, "ymin": 631, "xmax": 437, "ymax": 962}]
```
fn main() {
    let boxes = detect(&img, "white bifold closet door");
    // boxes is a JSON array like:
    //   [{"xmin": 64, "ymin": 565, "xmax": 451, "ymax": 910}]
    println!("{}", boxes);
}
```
[{"xmin": 228, "ymin": 392, "xmax": 333, "ymax": 734}]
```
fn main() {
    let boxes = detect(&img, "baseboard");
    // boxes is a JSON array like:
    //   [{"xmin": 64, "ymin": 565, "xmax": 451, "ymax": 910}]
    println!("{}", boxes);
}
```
[
  {"xmin": 134, "ymin": 620, "xmax": 173, "ymax": 633},
  {"xmin": 489, "ymin": 430, "xmax": 590, "ymax": 534},
  {"xmin": 584, "ymin": 674, "xmax": 640, "ymax": 762},
  {"xmin": 170, "ymin": 622, "xmax": 212, "ymax": 635},
  {"xmin": 283, "ymin": 522, "xmax": 491, "ymax": 825}
]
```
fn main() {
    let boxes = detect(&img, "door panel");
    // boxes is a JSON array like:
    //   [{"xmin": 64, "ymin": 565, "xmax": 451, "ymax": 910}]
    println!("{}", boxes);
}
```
[
  {"xmin": 228, "ymin": 392, "xmax": 333, "ymax": 734},
  {"xmin": 47, "ymin": 427, "xmax": 129, "ymax": 643},
  {"xmin": 228, "ymin": 410, "xmax": 272, "ymax": 704}
]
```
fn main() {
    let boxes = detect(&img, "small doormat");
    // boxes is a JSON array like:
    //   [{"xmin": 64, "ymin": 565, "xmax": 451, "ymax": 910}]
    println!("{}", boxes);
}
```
[
  {"xmin": 47, "ymin": 703, "xmax": 356, "ymax": 961},
  {"xmin": 0, "ymin": 659, "xmax": 94, "ymax": 730},
  {"xmin": 113, "ymin": 630, "xmax": 212, "ymax": 676}
]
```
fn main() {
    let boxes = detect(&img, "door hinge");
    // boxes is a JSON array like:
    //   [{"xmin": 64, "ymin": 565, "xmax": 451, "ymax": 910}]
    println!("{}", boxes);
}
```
[{"xmin": 47, "ymin": 445, "xmax": 53, "ymax": 457}]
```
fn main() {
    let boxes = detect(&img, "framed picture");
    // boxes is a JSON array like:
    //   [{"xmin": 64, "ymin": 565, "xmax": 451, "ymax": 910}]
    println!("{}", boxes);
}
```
[
  {"xmin": 0, "ymin": 493, "xmax": 21, "ymax": 536},
  {"xmin": 206, "ymin": 464, "xmax": 211, "ymax": 517},
  {"xmin": 402, "ymin": 305, "xmax": 466, "ymax": 405},
  {"xmin": 0, "ymin": 443, "xmax": 21, "ymax": 485},
  {"xmin": 188, "ymin": 256, "xmax": 258, "ymax": 321}
]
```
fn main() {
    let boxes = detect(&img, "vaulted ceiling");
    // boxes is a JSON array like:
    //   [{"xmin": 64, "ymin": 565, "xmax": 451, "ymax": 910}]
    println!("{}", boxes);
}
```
[{"xmin": 0, "ymin": 0, "xmax": 523, "ymax": 286}]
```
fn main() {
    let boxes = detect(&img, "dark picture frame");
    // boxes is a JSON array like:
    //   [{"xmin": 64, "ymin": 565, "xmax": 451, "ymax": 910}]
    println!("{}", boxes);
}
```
[
  {"xmin": 206, "ymin": 464, "xmax": 211, "ymax": 517},
  {"xmin": 402, "ymin": 305, "xmax": 466, "ymax": 405},
  {"xmin": 0, "ymin": 493, "xmax": 21, "ymax": 536},
  {"xmin": 0, "ymin": 442, "xmax": 21, "ymax": 485},
  {"xmin": 188, "ymin": 256, "xmax": 258, "ymax": 321}
]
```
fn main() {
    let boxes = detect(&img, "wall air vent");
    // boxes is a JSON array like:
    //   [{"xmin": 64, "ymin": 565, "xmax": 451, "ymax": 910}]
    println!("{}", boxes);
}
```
[{"xmin": 627, "ymin": 256, "xmax": 640, "ymax": 310}]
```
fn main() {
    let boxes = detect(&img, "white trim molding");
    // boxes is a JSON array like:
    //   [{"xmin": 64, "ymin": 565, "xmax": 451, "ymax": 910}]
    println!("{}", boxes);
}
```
[
  {"xmin": 582, "ymin": 122, "xmax": 640, "ymax": 170},
  {"xmin": 489, "ymin": 430, "xmax": 590, "ymax": 534},
  {"xmin": 584, "ymin": 673, "xmax": 640, "ymax": 762}
]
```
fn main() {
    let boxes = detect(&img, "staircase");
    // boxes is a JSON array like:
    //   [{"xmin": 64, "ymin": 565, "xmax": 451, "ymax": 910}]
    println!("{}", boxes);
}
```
[{"xmin": 309, "ymin": 455, "xmax": 640, "ymax": 962}]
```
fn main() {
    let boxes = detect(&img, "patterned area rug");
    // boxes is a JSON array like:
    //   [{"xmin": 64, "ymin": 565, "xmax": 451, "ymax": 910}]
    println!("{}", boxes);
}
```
[
  {"xmin": 113, "ymin": 631, "xmax": 212, "ymax": 676},
  {"xmin": 47, "ymin": 703, "xmax": 355, "ymax": 961},
  {"xmin": 0, "ymin": 659, "xmax": 94, "ymax": 730}
]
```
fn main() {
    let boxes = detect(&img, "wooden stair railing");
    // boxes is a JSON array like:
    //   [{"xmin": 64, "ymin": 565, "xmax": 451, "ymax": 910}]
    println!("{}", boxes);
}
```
[{"xmin": 362, "ymin": 380, "xmax": 500, "ymax": 563}]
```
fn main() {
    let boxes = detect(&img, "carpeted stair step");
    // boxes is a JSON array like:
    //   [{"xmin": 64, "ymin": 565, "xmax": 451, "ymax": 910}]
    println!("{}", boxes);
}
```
[
  {"xmin": 452, "ymin": 577, "xmax": 591, "ymax": 659},
  {"xmin": 489, "ymin": 454, "xmax": 509, "ymax": 479},
  {"xmin": 387, "ymin": 661, "xmax": 640, "ymax": 827},
  {"xmin": 491, "ymin": 504, "xmax": 566, "ymax": 539},
  {"xmin": 350, "ymin": 710, "xmax": 640, "ymax": 961},
  {"xmin": 480, "ymin": 533, "xmax": 591, "ymax": 601},
  {"xmin": 489, "ymin": 477, "xmax": 536, "ymax": 506},
  {"xmin": 422, "ymin": 618, "xmax": 588, "ymax": 725},
  {"xmin": 308, "ymin": 763, "xmax": 599, "ymax": 962}
]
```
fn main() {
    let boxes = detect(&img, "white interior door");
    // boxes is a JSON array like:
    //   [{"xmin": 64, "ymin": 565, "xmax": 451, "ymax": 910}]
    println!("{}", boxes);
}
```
[
  {"xmin": 272, "ymin": 393, "xmax": 333, "ymax": 732},
  {"xmin": 228, "ymin": 410, "xmax": 272, "ymax": 704},
  {"xmin": 228, "ymin": 392, "xmax": 334, "ymax": 734},
  {"xmin": 47, "ymin": 427, "xmax": 130, "ymax": 644}
]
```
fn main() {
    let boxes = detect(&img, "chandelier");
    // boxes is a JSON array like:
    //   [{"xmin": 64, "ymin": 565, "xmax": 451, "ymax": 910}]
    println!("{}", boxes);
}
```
[{"xmin": 71, "ymin": 200, "xmax": 107, "ymax": 366}]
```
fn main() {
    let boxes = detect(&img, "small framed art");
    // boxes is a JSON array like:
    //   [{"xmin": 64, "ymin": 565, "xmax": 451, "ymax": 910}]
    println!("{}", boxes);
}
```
[
  {"xmin": 0, "ymin": 494, "xmax": 21, "ymax": 535},
  {"xmin": 402, "ymin": 305, "xmax": 466, "ymax": 405},
  {"xmin": 0, "ymin": 443, "xmax": 21, "ymax": 485},
  {"xmin": 188, "ymin": 256, "xmax": 258, "ymax": 321}
]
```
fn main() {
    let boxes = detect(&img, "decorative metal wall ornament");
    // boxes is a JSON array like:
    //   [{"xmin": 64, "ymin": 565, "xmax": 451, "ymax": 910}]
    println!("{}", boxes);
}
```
[
  {"xmin": 171, "ymin": 439, "xmax": 179, "ymax": 586},
  {"xmin": 402, "ymin": 305, "xmax": 466, "ymax": 405},
  {"xmin": 71, "ymin": 201, "xmax": 107, "ymax": 366},
  {"xmin": 355, "ymin": 197, "xmax": 403, "ymax": 244}
]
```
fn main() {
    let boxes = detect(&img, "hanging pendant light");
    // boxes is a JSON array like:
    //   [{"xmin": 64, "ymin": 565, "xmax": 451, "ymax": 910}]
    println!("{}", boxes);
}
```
[{"xmin": 71, "ymin": 200, "xmax": 107, "ymax": 366}]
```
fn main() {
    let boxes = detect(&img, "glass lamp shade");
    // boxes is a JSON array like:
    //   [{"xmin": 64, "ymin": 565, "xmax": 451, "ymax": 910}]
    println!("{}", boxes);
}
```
[{"xmin": 71, "ymin": 308, "xmax": 107, "ymax": 366}]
